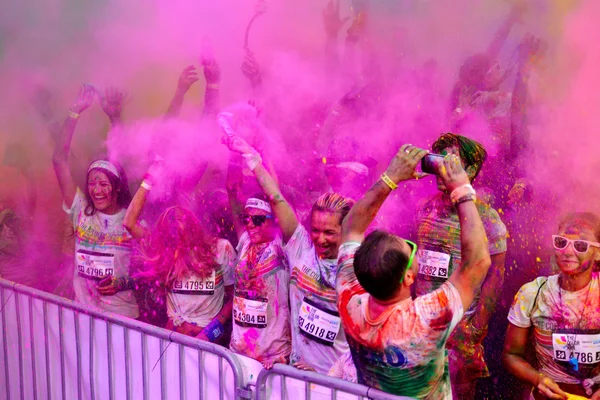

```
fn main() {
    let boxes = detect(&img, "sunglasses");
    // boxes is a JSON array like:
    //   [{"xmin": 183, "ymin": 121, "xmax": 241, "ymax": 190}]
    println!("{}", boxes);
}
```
[
  {"xmin": 552, "ymin": 235, "xmax": 600, "ymax": 254},
  {"xmin": 401, "ymin": 239, "xmax": 418, "ymax": 283},
  {"xmin": 241, "ymin": 214, "xmax": 273, "ymax": 227}
]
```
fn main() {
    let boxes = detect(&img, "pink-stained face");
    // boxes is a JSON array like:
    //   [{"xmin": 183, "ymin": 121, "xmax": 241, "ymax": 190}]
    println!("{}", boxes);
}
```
[
  {"xmin": 554, "ymin": 224, "xmax": 599, "ymax": 276},
  {"xmin": 310, "ymin": 210, "xmax": 342, "ymax": 260},
  {"xmin": 87, "ymin": 170, "xmax": 118, "ymax": 213},
  {"xmin": 244, "ymin": 207, "xmax": 276, "ymax": 244}
]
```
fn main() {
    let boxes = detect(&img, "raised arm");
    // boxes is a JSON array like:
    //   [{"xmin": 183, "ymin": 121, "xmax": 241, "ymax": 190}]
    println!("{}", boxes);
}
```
[
  {"xmin": 226, "ymin": 153, "xmax": 247, "ymax": 240},
  {"xmin": 485, "ymin": 4, "xmax": 523, "ymax": 63},
  {"xmin": 223, "ymin": 135, "xmax": 298, "ymax": 242},
  {"xmin": 201, "ymin": 58, "xmax": 221, "ymax": 118},
  {"xmin": 165, "ymin": 66, "xmax": 200, "ymax": 118},
  {"xmin": 241, "ymin": 52, "xmax": 263, "ymax": 91},
  {"xmin": 52, "ymin": 84, "xmax": 95, "ymax": 208},
  {"xmin": 444, "ymin": 157, "xmax": 492, "ymax": 311},
  {"xmin": 122, "ymin": 185, "xmax": 150, "ymax": 240},
  {"xmin": 99, "ymin": 87, "xmax": 125, "ymax": 128},
  {"xmin": 341, "ymin": 144, "xmax": 428, "ymax": 243}
]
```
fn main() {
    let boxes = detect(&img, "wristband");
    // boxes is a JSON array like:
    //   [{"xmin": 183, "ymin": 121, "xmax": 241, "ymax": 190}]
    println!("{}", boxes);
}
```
[
  {"xmin": 68, "ymin": 110, "xmax": 80, "ymax": 120},
  {"xmin": 141, "ymin": 180, "xmax": 153, "ymax": 191},
  {"xmin": 380, "ymin": 173, "xmax": 398, "ymax": 190},
  {"xmin": 455, "ymin": 194, "xmax": 476, "ymax": 205},
  {"xmin": 202, "ymin": 319, "xmax": 225, "ymax": 343},
  {"xmin": 242, "ymin": 152, "xmax": 262, "ymax": 171},
  {"xmin": 450, "ymin": 184, "xmax": 476, "ymax": 204},
  {"xmin": 206, "ymin": 83, "xmax": 219, "ymax": 90}
]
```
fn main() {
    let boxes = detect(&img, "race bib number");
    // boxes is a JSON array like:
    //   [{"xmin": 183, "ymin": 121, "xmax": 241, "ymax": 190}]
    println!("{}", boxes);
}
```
[
  {"xmin": 552, "ymin": 333, "xmax": 600, "ymax": 365},
  {"xmin": 233, "ymin": 295, "xmax": 268, "ymax": 328},
  {"xmin": 76, "ymin": 249, "xmax": 115, "ymax": 280},
  {"xmin": 418, "ymin": 250, "xmax": 450, "ymax": 280},
  {"xmin": 171, "ymin": 272, "xmax": 216, "ymax": 295},
  {"xmin": 298, "ymin": 298, "xmax": 341, "ymax": 346}
]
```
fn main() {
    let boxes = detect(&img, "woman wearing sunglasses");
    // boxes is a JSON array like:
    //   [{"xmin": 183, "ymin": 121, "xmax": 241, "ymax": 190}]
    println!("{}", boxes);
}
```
[
  {"xmin": 224, "ymin": 137, "xmax": 292, "ymax": 369},
  {"xmin": 503, "ymin": 212, "xmax": 600, "ymax": 399}
]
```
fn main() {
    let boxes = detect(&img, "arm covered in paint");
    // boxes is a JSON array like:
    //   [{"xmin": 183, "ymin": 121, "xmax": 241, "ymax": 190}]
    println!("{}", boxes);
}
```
[
  {"xmin": 469, "ymin": 252, "xmax": 506, "ymax": 333},
  {"xmin": 201, "ymin": 58, "xmax": 221, "ymax": 118},
  {"xmin": 223, "ymin": 136, "xmax": 298, "ymax": 242},
  {"xmin": 122, "ymin": 185, "xmax": 150, "ymax": 240},
  {"xmin": 341, "ymin": 145, "xmax": 428, "ymax": 243},
  {"xmin": 52, "ymin": 84, "xmax": 95, "ymax": 209},
  {"xmin": 197, "ymin": 285, "xmax": 234, "ymax": 342},
  {"xmin": 226, "ymin": 153, "xmax": 247, "ymax": 240},
  {"xmin": 444, "ymin": 160, "xmax": 491, "ymax": 312},
  {"xmin": 165, "ymin": 65, "xmax": 200, "ymax": 118},
  {"xmin": 503, "ymin": 323, "xmax": 568, "ymax": 399},
  {"xmin": 486, "ymin": 4, "xmax": 523, "ymax": 63}
]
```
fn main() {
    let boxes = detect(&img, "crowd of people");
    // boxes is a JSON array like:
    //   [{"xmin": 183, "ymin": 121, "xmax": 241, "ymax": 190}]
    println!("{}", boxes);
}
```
[{"xmin": 1, "ymin": 2, "xmax": 599, "ymax": 400}]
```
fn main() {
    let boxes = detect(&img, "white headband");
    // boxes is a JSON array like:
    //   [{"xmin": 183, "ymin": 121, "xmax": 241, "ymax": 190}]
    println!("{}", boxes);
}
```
[
  {"xmin": 88, "ymin": 160, "xmax": 120, "ymax": 179},
  {"xmin": 335, "ymin": 162, "xmax": 369, "ymax": 176},
  {"xmin": 245, "ymin": 198, "xmax": 272, "ymax": 214}
]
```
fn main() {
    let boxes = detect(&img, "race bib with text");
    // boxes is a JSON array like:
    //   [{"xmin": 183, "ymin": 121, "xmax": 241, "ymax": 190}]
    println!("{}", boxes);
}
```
[
  {"xmin": 298, "ymin": 298, "xmax": 341, "ymax": 346},
  {"xmin": 552, "ymin": 332, "xmax": 600, "ymax": 365},
  {"xmin": 418, "ymin": 249, "xmax": 451, "ymax": 281},
  {"xmin": 171, "ymin": 271, "xmax": 216, "ymax": 295},
  {"xmin": 233, "ymin": 295, "xmax": 268, "ymax": 328},
  {"xmin": 76, "ymin": 249, "xmax": 115, "ymax": 280}
]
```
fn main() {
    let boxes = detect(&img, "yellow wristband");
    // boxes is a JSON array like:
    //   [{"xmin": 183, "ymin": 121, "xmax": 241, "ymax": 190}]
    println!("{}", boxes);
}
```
[
  {"xmin": 68, "ymin": 110, "xmax": 80, "ymax": 120},
  {"xmin": 380, "ymin": 173, "xmax": 398, "ymax": 190}
]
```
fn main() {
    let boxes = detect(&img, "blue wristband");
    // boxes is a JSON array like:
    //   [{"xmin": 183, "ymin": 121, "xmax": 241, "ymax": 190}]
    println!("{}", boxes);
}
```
[{"xmin": 203, "ymin": 319, "xmax": 225, "ymax": 343}]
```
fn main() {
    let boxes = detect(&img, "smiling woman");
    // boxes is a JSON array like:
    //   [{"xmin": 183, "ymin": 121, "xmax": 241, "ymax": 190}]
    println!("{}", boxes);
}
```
[
  {"xmin": 51, "ymin": 84, "xmax": 139, "ymax": 318},
  {"xmin": 503, "ymin": 212, "xmax": 600, "ymax": 399}
]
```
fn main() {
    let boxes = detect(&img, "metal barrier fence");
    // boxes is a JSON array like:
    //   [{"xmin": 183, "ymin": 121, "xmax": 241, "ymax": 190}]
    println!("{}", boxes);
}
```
[
  {"xmin": 256, "ymin": 364, "xmax": 415, "ymax": 400},
  {"xmin": 0, "ymin": 278, "xmax": 414, "ymax": 400},
  {"xmin": 0, "ymin": 278, "xmax": 250, "ymax": 400}
]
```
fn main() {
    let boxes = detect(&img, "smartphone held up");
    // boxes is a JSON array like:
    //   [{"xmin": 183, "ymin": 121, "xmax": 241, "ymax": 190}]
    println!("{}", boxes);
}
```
[{"xmin": 421, "ymin": 154, "xmax": 445, "ymax": 175}]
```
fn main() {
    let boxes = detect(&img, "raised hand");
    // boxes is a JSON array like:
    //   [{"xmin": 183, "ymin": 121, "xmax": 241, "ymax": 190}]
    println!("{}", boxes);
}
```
[
  {"xmin": 346, "ymin": 10, "xmax": 367, "ymax": 42},
  {"xmin": 241, "ymin": 52, "xmax": 262, "ymax": 85},
  {"xmin": 517, "ymin": 32, "xmax": 542, "ymax": 64},
  {"xmin": 322, "ymin": 0, "xmax": 349, "ymax": 38},
  {"xmin": 99, "ymin": 87, "xmax": 124, "ymax": 121},
  {"xmin": 384, "ymin": 144, "xmax": 429, "ymax": 184},
  {"xmin": 202, "ymin": 58, "xmax": 220, "ymax": 85},
  {"xmin": 222, "ymin": 135, "xmax": 255, "ymax": 155},
  {"xmin": 70, "ymin": 84, "xmax": 95, "ymax": 114},
  {"xmin": 177, "ymin": 65, "xmax": 200, "ymax": 93},
  {"xmin": 438, "ymin": 153, "xmax": 471, "ymax": 193}
]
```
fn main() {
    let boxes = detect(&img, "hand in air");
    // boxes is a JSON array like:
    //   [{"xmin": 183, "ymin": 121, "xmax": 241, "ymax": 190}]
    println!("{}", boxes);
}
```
[
  {"xmin": 177, "ymin": 65, "xmax": 200, "ymax": 93},
  {"xmin": 241, "ymin": 52, "xmax": 262, "ymax": 85},
  {"xmin": 201, "ymin": 58, "xmax": 220, "ymax": 85},
  {"xmin": 438, "ymin": 153, "xmax": 470, "ymax": 193},
  {"xmin": 346, "ymin": 10, "xmax": 367, "ymax": 42},
  {"xmin": 222, "ymin": 135, "xmax": 255, "ymax": 155},
  {"xmin": 384, "ymin": 144, "xmax": 429, "ymax": 184},
  {"xmin": 322, "ymin": 0, "xmax": 349, "ymax": 38},
  {"xmin": 518, "ymin": 33, "xmax": 542, "ymax": 61},
  {"xmin": 70, "ymin": 84, "xmax": 95, "ymax": 114},
  {"xmin": 99, "ymin": 87, "xmax": 125, "ymax": 120},
  {"xmin": 507, "ymin": 180, "xmax": 527, "ymax": 207}
]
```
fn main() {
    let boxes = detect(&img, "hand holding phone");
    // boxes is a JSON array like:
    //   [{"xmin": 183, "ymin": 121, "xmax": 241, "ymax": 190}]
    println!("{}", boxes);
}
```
[{"xmin": 421, "ymin": 154, "xmax": 445, "ymax": 175}]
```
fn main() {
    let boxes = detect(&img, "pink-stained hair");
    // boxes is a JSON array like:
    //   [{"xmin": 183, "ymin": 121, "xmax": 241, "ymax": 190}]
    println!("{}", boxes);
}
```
[{"xmin": 136, "ymin": 206, "xmax": 218, "ymax": 288}]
